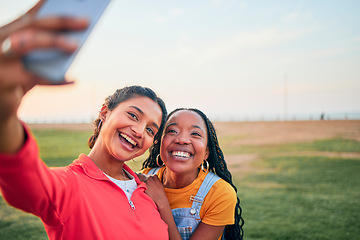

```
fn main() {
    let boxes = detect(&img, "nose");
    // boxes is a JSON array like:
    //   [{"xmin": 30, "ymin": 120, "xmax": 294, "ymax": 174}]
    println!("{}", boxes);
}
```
[
  {"xmin": 174, "ymin": 133, "xmax": 191, "ymax": 145},
  {"xmin": 131, "ymin": 122, "xmax": 146, "ymax": 138}
]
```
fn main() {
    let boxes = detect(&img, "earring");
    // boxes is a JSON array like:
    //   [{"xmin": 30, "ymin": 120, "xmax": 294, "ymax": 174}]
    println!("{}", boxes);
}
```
[
  {"xmin": 201, "ymin": 159, "xmax": 209, "ymax": 172},
  {"xmin": 156, "ymin": 154, "xmax": 164, "ymax": 167}
]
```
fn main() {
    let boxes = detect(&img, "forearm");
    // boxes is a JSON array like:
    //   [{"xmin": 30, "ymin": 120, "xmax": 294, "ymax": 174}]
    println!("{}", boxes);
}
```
[
  {"xmin": 0, "ymin": 85, "xmax": 25, "ymax": 154},
  {"xmin": 144, "ymin": 175, "xmax": 182, "ymax": 239}
]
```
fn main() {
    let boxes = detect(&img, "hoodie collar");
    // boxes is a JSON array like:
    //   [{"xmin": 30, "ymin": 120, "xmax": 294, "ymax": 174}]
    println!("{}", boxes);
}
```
[{"xmin": 72, "ymin": 154, "xmax": 145, "ymax": 187}]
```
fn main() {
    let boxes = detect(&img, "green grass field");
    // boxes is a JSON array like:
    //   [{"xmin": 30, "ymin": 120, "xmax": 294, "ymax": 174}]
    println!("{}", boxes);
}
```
[{"xmin": 1, "ymin": 123, "xmax": 359, "ymax": 239}]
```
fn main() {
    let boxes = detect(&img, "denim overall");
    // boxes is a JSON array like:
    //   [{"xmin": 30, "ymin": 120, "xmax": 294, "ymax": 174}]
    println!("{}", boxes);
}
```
[{"xmin": 148, "ymin": 168, "xmax": 221, "ymax": 240}]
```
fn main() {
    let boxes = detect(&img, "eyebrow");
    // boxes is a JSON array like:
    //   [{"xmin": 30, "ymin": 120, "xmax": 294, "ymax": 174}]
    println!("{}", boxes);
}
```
[
  {"xmin": 165, "ymin": 122, "xmax": 205, "ymax": 132},
  {"xmin": 129, "ymin": 106, "xmax": 160, "ymax": 130},
  {"xmin": 130, "ymin": 106, "xmax": 143, "ymax": 114},
  {"xmin": 192, "ymin": 125, "xmax": 205, "ymax": 132},
  {"xmin": 165, "ymin": 122, "xmax": 177, "ymax": 129}
]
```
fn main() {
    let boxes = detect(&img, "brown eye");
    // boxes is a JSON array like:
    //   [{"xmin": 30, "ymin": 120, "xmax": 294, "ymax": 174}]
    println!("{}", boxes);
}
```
[
  {"xmin": 146, "ymin": 127, "xmax": 155, "ymax": 136},
  {"xmin": 166, "ymin": 129, "xmax": 177, "ymax": 134},
  {"xmin": 191, "ymin": 132, "xmax": 201, "ymax": 137},
  {"xmin": 128, "ymin": 112, "xmax": 138, "ymax": 121}
]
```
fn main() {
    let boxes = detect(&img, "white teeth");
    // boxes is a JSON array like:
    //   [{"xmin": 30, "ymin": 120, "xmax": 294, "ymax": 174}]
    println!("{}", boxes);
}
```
[
  {"xmin": 172, "ymin": 151, "xmax": 190, "ymax": 158},
  {"xmin": 120, "ymin": 133, "xmax": 137, "ymax": 147}
]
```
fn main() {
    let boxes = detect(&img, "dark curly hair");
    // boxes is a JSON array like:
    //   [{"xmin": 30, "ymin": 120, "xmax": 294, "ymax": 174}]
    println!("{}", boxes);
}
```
[
  {"xmin": 88, "ymin": 85, "xmax": 167, "ymax": 149},
  {"xmin": 142, "ymin": 108, "xmax": 244, "ymax": 239}
]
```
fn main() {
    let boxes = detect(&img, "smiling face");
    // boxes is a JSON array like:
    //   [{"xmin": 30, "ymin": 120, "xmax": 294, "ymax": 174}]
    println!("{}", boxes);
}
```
[
  {"xmin": 160, "ymin": 110, "xmax": 209, "ymax": 175},
  {"xmin": 100, "ymin": 96, "xmax": 162, "ymax": 162}
]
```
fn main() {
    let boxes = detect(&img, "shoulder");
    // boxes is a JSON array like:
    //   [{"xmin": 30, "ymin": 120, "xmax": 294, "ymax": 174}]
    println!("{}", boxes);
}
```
[
  {"xmin": 200, "ymin": 171, "xmax": 236, "ymax": 198},
  {"xmin": 140, "ymin": 168, "xmax": 151, "ymax": 174},
  {"xmin": 210, "ymin": 177, "xmax": 237, "ymax": 200},
  {"xmin": 200, "ymin": 174, "xmax": 237, "ymax": 225},
  {"xmin": 198, "ymin": 171, "xmax": 237, "ymax": 205},
  {"xmin": 140, "ymin": 166, "xmax": 165, "ymax": 176}
]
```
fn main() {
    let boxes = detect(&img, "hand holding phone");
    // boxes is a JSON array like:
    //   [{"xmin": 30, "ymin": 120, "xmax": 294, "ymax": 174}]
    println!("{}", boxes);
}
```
[{"xmin": 23, "ymin": 0, "xmax": 111, "ymax": 83}]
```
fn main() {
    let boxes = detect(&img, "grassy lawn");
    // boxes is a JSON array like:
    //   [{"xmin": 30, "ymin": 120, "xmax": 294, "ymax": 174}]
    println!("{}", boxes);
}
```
[
  {"xmin": 1, "ymin": 126, "xmax": 359, "ymax": 239},
  {"xmin": 237, "ymin": 156, "xmax": 360, "ymax": 240},
  {"xmin": 228, "ymin": 138, "xmax": 360, "ymax": 239}
]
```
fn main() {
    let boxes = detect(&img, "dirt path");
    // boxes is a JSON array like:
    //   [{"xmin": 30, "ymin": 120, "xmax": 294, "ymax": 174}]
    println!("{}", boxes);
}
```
[
  {"xmin": 213, "ymin": 120, "xmax": 360, "ymax": 175},
  {"xmin": 214, "ymin": 120, "xmax": 360, "ymax": 145},
  {"xmin": 29, "ymin": 120, "xmax": 360, "ymax": 143},
  {"xmin": 29, "ymin": 120, "xmax": 360, "ymax": 175},
  {"xmin": 225, "ymin": 151, "xmax": 360, "ymax": 176}
]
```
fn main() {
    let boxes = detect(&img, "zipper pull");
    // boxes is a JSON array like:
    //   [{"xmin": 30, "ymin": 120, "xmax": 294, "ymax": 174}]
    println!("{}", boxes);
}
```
[{"xmin": 129, "ymin": 200, "xmax": 136, "ymax": 210}]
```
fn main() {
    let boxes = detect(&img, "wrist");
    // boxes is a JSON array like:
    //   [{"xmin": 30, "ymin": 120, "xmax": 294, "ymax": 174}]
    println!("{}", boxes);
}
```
[{"xmin": 0, "ymin": 117, "xmax": 25, "ymax": 153}]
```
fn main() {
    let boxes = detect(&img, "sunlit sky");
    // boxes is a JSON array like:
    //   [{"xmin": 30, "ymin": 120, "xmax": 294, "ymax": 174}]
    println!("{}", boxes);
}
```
[{"xmin": 1, "ymin": 0, "xmax": 359, "ymax": 122}]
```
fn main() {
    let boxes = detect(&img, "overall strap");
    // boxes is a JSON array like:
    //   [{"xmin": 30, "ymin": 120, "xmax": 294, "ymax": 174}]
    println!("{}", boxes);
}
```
[
  {"xmin": 148, "ymin": 167, "xmax": 161, "ymax": 175},
  {"xmin": 190, "ymin": 172, "xmax": 221, "ymax": 220}
]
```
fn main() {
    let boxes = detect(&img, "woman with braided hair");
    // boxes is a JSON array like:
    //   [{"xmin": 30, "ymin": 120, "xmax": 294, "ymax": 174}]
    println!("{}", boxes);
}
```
[{"xmin": 141, "ymin": 108, "xmax": 244, "ymax": 240}]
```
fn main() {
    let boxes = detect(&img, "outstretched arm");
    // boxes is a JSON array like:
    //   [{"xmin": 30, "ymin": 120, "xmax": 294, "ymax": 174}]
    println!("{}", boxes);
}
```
[
  {"xmin": 0, "ymin": 0, "xmax": 88, "ymax": 154},
  {"xmin": 0, "ymin": 1, "xmax": 89, "ymax": 224}
]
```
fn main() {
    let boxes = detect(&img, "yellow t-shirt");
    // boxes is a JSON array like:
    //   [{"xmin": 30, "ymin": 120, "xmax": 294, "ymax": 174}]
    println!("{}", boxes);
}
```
[{"xmin": 142, "ymin": 167, "xmax": 236, "ymax": 227}]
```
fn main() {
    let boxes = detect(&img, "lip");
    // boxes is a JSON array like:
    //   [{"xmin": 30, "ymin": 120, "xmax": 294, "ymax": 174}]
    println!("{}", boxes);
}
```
[
  {"xmin": 118, "ymin": 131, "xmax": 141, "ymax": 149},
  {"xmin": 169, "ymin": 148, "xmax": 194, "ymax": 160}
]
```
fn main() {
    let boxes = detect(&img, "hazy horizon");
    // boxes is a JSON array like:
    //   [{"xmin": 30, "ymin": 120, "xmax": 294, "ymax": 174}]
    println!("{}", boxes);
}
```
[{"xmin": 1, "ymin": 0, "xmax": 359, "ymax": 123}]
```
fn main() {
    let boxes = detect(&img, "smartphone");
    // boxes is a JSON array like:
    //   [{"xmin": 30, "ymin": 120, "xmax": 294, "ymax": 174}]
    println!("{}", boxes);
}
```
[{"xmin": 22, "ymin": 0, "xmax": 111, "ymax": 82}]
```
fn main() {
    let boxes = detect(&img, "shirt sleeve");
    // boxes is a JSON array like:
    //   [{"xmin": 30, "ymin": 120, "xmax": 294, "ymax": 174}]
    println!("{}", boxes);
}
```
[
  {"xmin": 0, "ymin": 124, "xmax": 72, "ymax": 226},
  {"xmin": 140, "ymin": 168, "xmax": 151, "ymax": 174},
  {"xmin": 200, "ymin": 178, "xmax": 237, "ymax": 226}
]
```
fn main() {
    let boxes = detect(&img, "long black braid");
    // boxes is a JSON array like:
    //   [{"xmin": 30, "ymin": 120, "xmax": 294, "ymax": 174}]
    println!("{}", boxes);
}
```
[{"xmin": 142, "ymin": 108, "xmax": 244, "ymax": 239}]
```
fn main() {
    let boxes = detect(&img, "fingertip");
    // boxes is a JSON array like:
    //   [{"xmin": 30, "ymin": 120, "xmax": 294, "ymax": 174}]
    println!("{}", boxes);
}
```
[
  {"xmin": 35, "ymin": 15, "xmax": 89, "ymax": 31},
  {"xmin": 57, "ymin": 36, "xmax": 78, "ymax": 52},
  {"xmin": 64, "ymin": 16, "xmax": 89, "ymax": 30},
  {"xmin": 74, "ymin": 17, "xmax": 90, "ymax": 26}
]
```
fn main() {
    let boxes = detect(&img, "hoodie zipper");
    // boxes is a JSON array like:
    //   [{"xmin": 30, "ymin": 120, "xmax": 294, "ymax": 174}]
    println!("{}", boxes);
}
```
[
  {"xmin": 129, "ymin": 200, "xmax": 136, "ymax": 210},
  {"xmin": 102, "ymin": 172, "xmax": 137, "ymax": 210},
  {"xmin": 126, "ymin": 181, "xmax": 146, "ymax": 211}
]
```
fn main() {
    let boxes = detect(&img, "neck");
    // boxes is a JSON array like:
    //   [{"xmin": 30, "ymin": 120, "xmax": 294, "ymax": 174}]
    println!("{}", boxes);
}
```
[
  {"xmin": 162, "ymin": 168, "xmax": 200, "ymax": 189},
  {"xmin": 88, "ymin": 145, "xmax": 126, "ymax": 180}
]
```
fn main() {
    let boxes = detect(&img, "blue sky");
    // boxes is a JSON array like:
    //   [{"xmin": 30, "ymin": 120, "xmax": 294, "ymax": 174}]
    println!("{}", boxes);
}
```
[{"xmin": 1, "ymin": 0, "xmax": 359, "ymax": 122}]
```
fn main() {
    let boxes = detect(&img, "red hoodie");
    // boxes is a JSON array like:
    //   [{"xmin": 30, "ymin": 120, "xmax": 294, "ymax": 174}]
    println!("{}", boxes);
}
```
[{"xmin": 0, "ymin": 125, "xmax": 168, "ymax": 240}]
